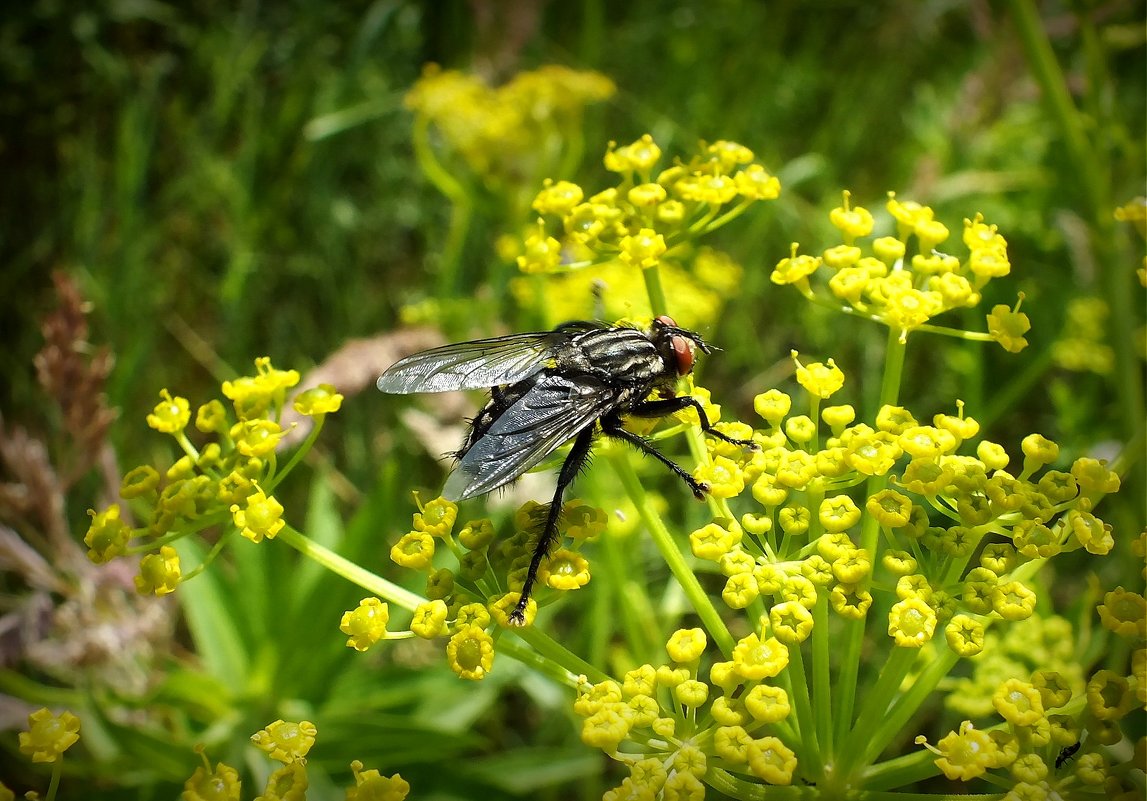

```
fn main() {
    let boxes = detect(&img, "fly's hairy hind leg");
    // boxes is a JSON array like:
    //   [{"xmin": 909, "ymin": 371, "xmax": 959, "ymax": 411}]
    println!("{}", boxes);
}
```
[
  {"xmin": 627, "ymin": 396, "xmax": 758, "ymax": 448},
  {"xmin": 509, "ymin": 426, "xmax": 595, "ymax": 626}
]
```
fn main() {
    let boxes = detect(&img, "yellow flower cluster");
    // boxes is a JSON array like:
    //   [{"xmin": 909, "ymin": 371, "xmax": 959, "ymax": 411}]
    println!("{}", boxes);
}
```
[
  {"xmin": 920, "ymin": 652, "xmax": 1143, "ymax": 797},
  {"xmin": 772, "ymin": 192, "xmax": 1028, "ymax": 348},
  {"xmin": 575, "ymin": 627, "xmax": 799, "ymax": 798},
  {"xmin": 510, "ymin": 135, "xmax": 779, "ymax": 329},
  {"xmin": 681, "ymin": 358, "xmax": 1120, "ymax": 654},
  {"xmin": 83, "ymin": 358, "xmax": 343, "ymax": 596},
  {"xmin": 405, "ymin": 63, "xmax": 614, "ymax": 185},
  {"xmin": 384, "ymin": 496, "xmax": 607, "ymax": 679}
]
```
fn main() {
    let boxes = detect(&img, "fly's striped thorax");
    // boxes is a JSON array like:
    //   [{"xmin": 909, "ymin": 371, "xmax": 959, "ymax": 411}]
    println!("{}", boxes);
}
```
[{"xmin": 568, "ymin": 326, "xmax": 669, "ymax": 384}]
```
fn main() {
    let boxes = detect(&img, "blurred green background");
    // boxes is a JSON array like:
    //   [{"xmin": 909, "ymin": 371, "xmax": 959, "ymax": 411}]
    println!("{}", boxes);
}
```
[{"xmin": 1, "ymin": 1, "xmax": 1143, "ymax": 798}]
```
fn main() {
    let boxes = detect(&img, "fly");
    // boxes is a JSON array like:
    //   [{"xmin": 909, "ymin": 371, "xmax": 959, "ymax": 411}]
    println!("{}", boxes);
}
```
[{"xmin": 377, "ymin": 315, "xmax": 754, "ymax": 624}]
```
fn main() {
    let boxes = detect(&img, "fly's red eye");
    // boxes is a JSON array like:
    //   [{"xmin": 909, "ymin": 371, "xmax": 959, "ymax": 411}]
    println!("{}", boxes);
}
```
[
  {"xmin": 672, "ymin": 335, "xmax": 695, "ymax": 376},
  {"xmin": 655, "ymin": 314, "xmax": 678, "ymax": 328}
]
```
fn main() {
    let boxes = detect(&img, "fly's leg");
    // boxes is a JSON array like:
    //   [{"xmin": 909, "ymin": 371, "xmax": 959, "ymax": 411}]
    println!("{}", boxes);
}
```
[
  {"xmin": 600, "ymin": 413, "xmax": 709, "ymax": 499},
  {"xmin": 627, "ymin": 396, "xmax": 758, "ymax": 447},
  {"xmin": 509, "ymin": 426, "xmax": 595, "ymax": 626}
]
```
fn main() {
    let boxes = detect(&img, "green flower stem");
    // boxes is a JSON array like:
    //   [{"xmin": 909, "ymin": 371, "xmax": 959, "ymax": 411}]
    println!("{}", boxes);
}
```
[
  {"xmin": 713, "ymin": 763, "xmax": 1005, "ymax": 801},
  {"xmin": 178, "ymin": 526, "xmax": 236, "ymax": 582},
  {"xmin": 836, "ymin": 644, "xmax": 917, "ymax": 780},
  {"xmin": 796, "ymin": 288, "xmax": 994, "ymax": 342},
  {"xmin": 609, "ymin": 451, "xmax": 735, "ymax": 657},
  {"xmin": 1006, "ymin": 0, "xmax": 1100, "ymax": 215},
  {"xmin": 861, "ymin": 748, "xmax": 947, "ymax": 791},
  {"xmin": 833, "ymin": 327, "xmax": 906, "ymax": 746},
  {"xmin": 784, "ymin": 636, "xmax": 824, "ymax": 777},
  {"xmin": 811, "ymin": 591, "xmax": 833, "ymax": 757},
  {"xmin": 877, "ymin": 323, "xmax": 907, "ymax": 409},
  {"xmin": 503, "ymin": 627, "xmax": 609, "ymax": 687},
  {"xmin": 860, "ymin": 648, "xmax": 961, "ymax": 768},
  {"xmin": 411, "ymin": 115, "xmax": 472, "ymax": 295},
  {"xmin": 46, "ymin": 759, "xmax": 62, "ymax": 801},
  {"xmin": 276, "ymin": 524, "xmax": 425, "ymax": 612},
  {"xmin": 697, "ymin": 198, "xmax": 756, "ymax": 236},
  {"xmin": 277, "ymin": 524, "xmax": 604, "ymax": 686},
  {"xmin": 266, "ymin": 414, "xmax": 325, "ymax": 493},
  {"xmin": 642, "ymin": 262, "xmax": 669, "ymax": 317},
  {"xmin": 705, "ymin": 768, "xmax": 804, "ymax": 800},
  {"xmin": 1009, "ymin": 0, "xmax": 1145, "ymax": 501}
]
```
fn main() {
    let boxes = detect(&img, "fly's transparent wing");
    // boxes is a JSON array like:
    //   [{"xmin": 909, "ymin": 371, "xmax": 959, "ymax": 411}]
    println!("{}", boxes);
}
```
[
  {"xmin": 442, "ymin": 373, "xmax": 615, "ymax": 500},
  {"xmin": 376, "ymin": 332, "xmax": 559, "ymax": 394}
]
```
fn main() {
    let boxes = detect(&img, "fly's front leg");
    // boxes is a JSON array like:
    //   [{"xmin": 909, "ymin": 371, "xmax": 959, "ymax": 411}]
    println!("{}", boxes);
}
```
[
  {"xmin": 600, "ymin": 413, "xmax": 709, "ymax": 499},
  {"xmin": 628, "ymin": 396, "xmax": 758, "ymax": 448},
  {"xmin": 509, "ymin": 426, "xmax": 595, "ymax": 626}
]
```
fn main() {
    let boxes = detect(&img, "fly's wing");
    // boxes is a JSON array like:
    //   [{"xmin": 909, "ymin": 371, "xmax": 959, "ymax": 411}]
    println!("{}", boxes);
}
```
[
  {"xmin": 376, "ymin": 332, "xmax": 559, "ymax": 394},
  {"xmin": 442, "ymin": 373, "xmax": 615, "ymax": 500}
]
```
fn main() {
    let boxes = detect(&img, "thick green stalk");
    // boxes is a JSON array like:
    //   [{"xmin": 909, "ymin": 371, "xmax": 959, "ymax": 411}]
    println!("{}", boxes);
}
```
[
  {"xmin": 610, "ymin": 452, "xmax": 735, "ymax": 657},
  {"xmin": 833, "ymin": 326, "xmax": 906, "ymax": 747},
  {"xmin": 1008, "ymin": 0, "xmax": 1145, "ymax": 504}
]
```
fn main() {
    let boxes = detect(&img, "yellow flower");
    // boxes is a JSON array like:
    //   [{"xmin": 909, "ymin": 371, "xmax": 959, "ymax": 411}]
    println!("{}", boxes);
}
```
[
  {"xmin": 580, "ymin": 703, "xmax": 631, "ymax": 752},
  {"xmin": 968, "ymin": 246, "xmax": 1011, "ymax": 279},
  {"xmin": 517, "ymin": 226, "xmax": 564, "ymax": 273},
  {"xmin": 747, "ymin": 736, "xmax": 797, "ymax": 785},
  {"xmin": 888, "ymin": 596, "xmax": 937, "ymax": 647},
  {"xmin": 666, "ymin": 628, "xmax": 708, "ymax": 663},
  {"xmin": 347, "ymin": 760, "xmax": 410, "ymax": 801},
  {"xmin": 1097, "ymin": 587, "xmax": 1146, "ymax": 639},
  {"xmin": 231, "ymin": 486, "xmax": 285, "ymax": 543},
  {"xmin": 735, "ymin": 164, "xmax": 781, "ymax": 200},
  {"xmin": 829, "ymin": 190, "xmax": 874, "ymax": 239},
  {"xmin": 993, "ymin": 678, "xmax": 1044, "ymax": 727},
  {"xmin": 707, "ymin": 139, "xmax": 755, "ymax": 169},
  {"xmin": 818, "ymin": 494, "xmax": 861, "ymax": 532},
  {"xmin": 413, "ymin": 497, "xmax": 457, "ymax": 538},
  {"xmin": 771, "ymin": 245, "xmax": 822, "ymax": 285},
  {"xmin": 293, "ymin": 384, "xmax": 343, "ymax": 416},
  {"xmin": 944, "ymin": 614, "xmax": 985, "ymax": 657},
  {"xmin": 447, "ymin": 624, "xmax": 495, "ymax": 680},
  {"xmin": 339, "ymin": 598, "xmax": 390, "ymax": 652},
  {"xmin": 743, "ymin": 684, "xmax": 791, "ymax": 723},
  {"xmin": 542, "ymin": 548, "xmax": 591, "ymax": 590},
  {"xmin": 146, "ymin": 389, "xmax": 191, "ymax": 433},
  {"xmin": 605, "ymin": 134, "xmax": 661, "ymax": 173},
  {"xmin": 769, "ymin": 601, "xmax": 814, "ymax": 644},
  {"xmin": 457, "ymin": 518, "xmax": 495, "ymax": 550},
  {"xmin": 390, "ymin": 531, "xmax": 435, "ymax": 569},
  {"xmin": 135, "ymin": 545, "xmax": 181, "ymax": 596},
  {"xmin": 183, "ymin": 758, "xmax": 241, "ymax": 801},
  {"xmin": 533, "ymin": 179, "xmax": 584, "ymax": 215},
  {"xmin": 18, "ymin": 708, "xmax": 80, "ymax": 763},
  {"xmin": 257, "ymin": 761, "xmax": 308, "ymax": 801},
  {"xmin": 794, "ymin": 355, "xmax": 845, "ymax": 398},
  {"xmin": 250, "ymin": 719, "xmax": 317, "ymax": 764},
  {"xmin": 693, "ymin": 455, "xmax": 745, "ymax": 498},
  {"xmin": 627, "ymin": 182, "xmax": 667, "ymax": 208},
  {"xmin": 986, "ymin": 302, "xmax": 1031, "ymax": 352},
  {"xmin": 410, "ymin": 600, "xmax": 449, "ymax": 639},
  {"xmin": 619, "ymin": 228, "xmax": 667, "ymax": 269},
  {"xmin": 677, "ymin": 173, "xmax": 738, "ymax": 204},
  {"xmin": 732, "ymin": 633, "xmax": 789, "ymax": 680},
  {"xmin": 231, "ymin": 419, "xmax": 286, "ymax": 458},
  {"xmin": 924, "ymin": 721, "xmax": 994, "ymax": 781},
  {"xmin": 84, "ymin": 504, "xmax": 132, "ymax": 563},
  {"xmin": 690, "ymin": 521, "xmax": 742, "ymax": 561}
]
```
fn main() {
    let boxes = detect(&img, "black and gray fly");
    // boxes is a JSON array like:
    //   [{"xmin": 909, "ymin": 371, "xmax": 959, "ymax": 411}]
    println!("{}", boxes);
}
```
[{"xmin": 377, "ymin": 315, "xmax": 754, "ymax": 624}]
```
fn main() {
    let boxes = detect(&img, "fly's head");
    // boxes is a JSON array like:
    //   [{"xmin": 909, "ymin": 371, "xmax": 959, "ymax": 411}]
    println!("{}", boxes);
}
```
[{"xmin": 651, "ymin": 315, "xmax": 714, "ymax": 378}]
